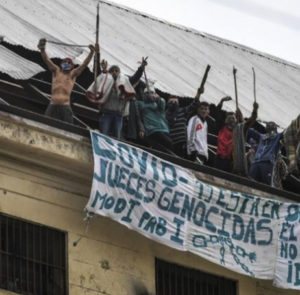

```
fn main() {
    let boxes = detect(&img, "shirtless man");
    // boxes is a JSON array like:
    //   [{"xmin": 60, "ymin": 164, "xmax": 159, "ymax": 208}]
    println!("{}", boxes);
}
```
[{"xmin": 37, "ymin": 38, "xmax": 95, "ymax": 124}]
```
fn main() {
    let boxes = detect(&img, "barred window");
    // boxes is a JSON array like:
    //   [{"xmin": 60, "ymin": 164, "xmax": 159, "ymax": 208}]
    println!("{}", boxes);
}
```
[
  {"xmin": 0, "ymin": 213, "xmax": 67, "ymax": 294},
  {"xmin": 156, "ymin": 259, "xmax": 237, "ymax": 295}
]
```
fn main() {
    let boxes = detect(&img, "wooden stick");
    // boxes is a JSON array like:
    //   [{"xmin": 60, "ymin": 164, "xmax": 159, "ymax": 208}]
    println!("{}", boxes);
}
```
[
  {"xmin": 233, "ymin": 66, "xmax": 238, "ymax": 110},
  {"xmin": 199, "ymin": 64, "xmax": 211, "ymax": 91},
  {"xmin": 195, "ymin": 64, "xmax": 210, "ymax": 100},
  {"xmin": 252, "ymin": 67, "xmax": 257, "ymax": 103},
  {"xmin": 93, "ymin": 2, "xmax": 100, "ymax": 93}
]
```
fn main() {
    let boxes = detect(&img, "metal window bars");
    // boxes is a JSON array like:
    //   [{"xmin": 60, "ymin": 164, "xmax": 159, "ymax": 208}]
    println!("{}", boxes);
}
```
[
  {"xmin": 155, "ymin": 259, "xmax": 237, "ymax": 295},
  {"xmin": 0, "ymin": 214, "xmax": 67, "ymax": 295}
]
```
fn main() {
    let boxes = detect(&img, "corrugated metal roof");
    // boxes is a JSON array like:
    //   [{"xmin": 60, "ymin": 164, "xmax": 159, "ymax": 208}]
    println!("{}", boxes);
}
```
[
  {"xmin": 0, "ymin": 45, "xmax": 44, "ymax": 80},
  {"xmin": 0, "ymin": 0, "xmax": 299, "ymax": 127}
]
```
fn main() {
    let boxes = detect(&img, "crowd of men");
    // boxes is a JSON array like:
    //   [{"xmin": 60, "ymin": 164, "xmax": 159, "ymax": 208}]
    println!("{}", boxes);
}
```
[{"xmin": 37, "ymin": 39, "xmax": 300, "ymax": 189}]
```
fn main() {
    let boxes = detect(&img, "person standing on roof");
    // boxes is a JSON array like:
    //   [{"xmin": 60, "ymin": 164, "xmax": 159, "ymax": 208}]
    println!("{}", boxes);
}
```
[
  {"xmin": 37, "ymin": 38, "xmax": 95, "ymax": 124},
  {"xmin": 214, "ymin": 98, "xmax": 258, "ymax": 174},
  {"xmin": 187, "ymin": 99, "xmax": 210, "ymax": 164},
  {"xmin": 166, "ymin": 86, "xmax": 204, "ymax": 158},
  {"xmin": 248, "ymin": 121, "xmax": 283, "ymax": 185},
  {"xmin": 138, "ymin": 84, "xmax": 173, "ymax": 153},
  {"xmin": 86, "ymin": 47, "xmax": 147, "ymax": 139},
  {"xmin": 284, "ymin": 113, "xmax": 300, "ymax": 175}
]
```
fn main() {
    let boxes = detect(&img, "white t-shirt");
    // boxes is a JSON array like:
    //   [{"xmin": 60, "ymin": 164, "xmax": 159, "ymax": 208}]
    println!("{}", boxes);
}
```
[{"xmin": 187, "ymin": 115, "xmax": 208, "ymax": 159}]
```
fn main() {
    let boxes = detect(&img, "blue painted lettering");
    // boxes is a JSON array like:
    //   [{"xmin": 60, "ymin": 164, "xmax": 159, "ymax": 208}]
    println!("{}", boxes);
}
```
[
  {"xmin": 121, "ymin": 199, "xmax": 141, "ymax": 223},
  {"xmin": 150, "ymin": 157, "xmax": 159, "ymax": 181},
  {"xmin": 232, "ymin": 214, "xmax": 244, "ymax": 241},
  {"xmin": 180, "ymin": 195, "xmax": 195, "ymax": 221},
  {"xmin": 93, "ymin": 159, "xmax": 108, "ymax": 183},
  {"xmin": 192, "ymin": 235, "xmax": 207, "ymax": 248},
  {"xmin": 114, "ymin": 198, "xmax": 127, "ymax": 214},
  {"xmin": 144, "ymin": 180, "xmax": 156, "ymax": 203},
  {"xmin": 226, "ymin": 192, "xmax": 240, "ymax": 212},
  {"xmin": 169, "ymin": 191, "xmax": 183, "ymax": 214},
  {"xmin": 217, "ymin": 211, "xmax": 231, "ymax": 237},
  {"xmin": 92, "ymin": 132, "xmax": 116, "ymax": 160},
  {"xmin": 131, "ymin": 148, "xmax": 148, "ymax": 175},
  {"xmin": 126, "ymin": 172, "xmax": 138, "ymax": 195},
  {"xmin": 107, "ymin": 162, "xmax": 120, "ymax": 187},
  {"xmin": 244, "ymin": 218, "xmax": 256, "ymax": 244},
  {"xmin": 257, "ymin": 219, "xmax": 272, "ymax": 245},
  {"xmin": 104, "ymin": 196, "xmax": 115, "ymax": 210},
  {"xmin": 117, "ymin": 167, "xmax": 130, "ymax": 190},
  {"xmin": 161, "ymin": 162, "xmax": 177, "ymax": 187},
  {"xmin": 90, "ymin": 191, "xmax": 107, "ymax": 208},
  {"xmin": 192, "ymin": 201, "xmax": 206, "ymax": 226},
  {"xmin": 286, "ymin": 204, "xmax": 300, "ymax": 223},
  {"xmin": 118, "ymin": 143, "xmax": 133, "ymax": 168},
  {"xmin": 170, "ymin": 217, "xmax": 184, "ymax": 245},
  {"xmin": 204, "ymin": 206, "xmax": 218, "ymax": 233},
  {"xmin": 216, "ymin": 189, "xmax": 226, "ymax": 208},
  {"xmin": 158, "ymin": 187, "xmax": 172, "ymax": 210}
]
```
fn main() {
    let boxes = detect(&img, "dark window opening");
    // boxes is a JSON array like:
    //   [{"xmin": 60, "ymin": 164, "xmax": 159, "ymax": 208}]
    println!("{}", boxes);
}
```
[
  {"xmin": 155, "ymin": 259, "xmax": 237, "ymax": 295},
  {"xmin": 0, "ymin": 213, "xmax": 67, "ymax": 295}
]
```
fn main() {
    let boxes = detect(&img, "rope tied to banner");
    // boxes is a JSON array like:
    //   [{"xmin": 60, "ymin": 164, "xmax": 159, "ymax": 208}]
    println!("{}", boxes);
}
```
[{"xmin": 73, "ymin": 211, "xmax": 94, "ymax": 247}]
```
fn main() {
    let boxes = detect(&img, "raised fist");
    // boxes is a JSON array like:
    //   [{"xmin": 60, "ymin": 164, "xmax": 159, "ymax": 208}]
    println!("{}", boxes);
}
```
[
  {"xmin": 88, "ymin": 44, "xmax": 95, "ymax": 52},
  {"xmin": 253, "ymin": 102, "xmax": 259, "ymax": 110},
  {"xmin": 38, "ymin": 38, "xmax": 46, "ymax": 50},
  {"xmin": 100, "ymin": 59, "xmax": 108, "ymax": 72}
]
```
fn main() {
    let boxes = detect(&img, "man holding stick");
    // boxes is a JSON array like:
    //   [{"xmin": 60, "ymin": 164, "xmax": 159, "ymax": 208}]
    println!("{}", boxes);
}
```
[
  {"xmin": 37, "ymin": 38, "xmax": 95, "ymax": 124},
  {"xmin": 185, "ymin": 65, "xmax": 211, "ymax": 163},
  {"xmin": 214, "ymin": 66, "xmax": 259, "ymax": 174},
  {"xmin": 166, "ymin": 86, "xmax": 204, "ymax": 158},
  {"xmin": 86, "ymin": 52, "xmax": 148, "ymax": 139},
  {"xmin": 214, "ymin": 100, "xmax": 258, "ymax": 173},
  {"xmin": 164, "ymin": 65, "xmax": 210, "ymax": 159}
]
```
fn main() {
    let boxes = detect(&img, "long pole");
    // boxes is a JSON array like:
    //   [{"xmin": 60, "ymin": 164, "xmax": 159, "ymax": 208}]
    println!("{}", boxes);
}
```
[
  {"xmin": 252, "ymin": 67, "xmax": 257, "ymax": 103},
  {"xmin": 47, "ymin": 40, "xmax": 87, "ymax": 47},
  {"xmin": 93, "ymin": 2, "xmax": 100, "ymax": 93},
  {"xmin": 233, "ymin": 66, "xmax": 238, "ymax": 110}
]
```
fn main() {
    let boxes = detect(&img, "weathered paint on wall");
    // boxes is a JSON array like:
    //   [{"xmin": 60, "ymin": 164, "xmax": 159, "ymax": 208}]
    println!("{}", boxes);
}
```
[{"xmin": 0, "ymin": 114, "xmax": 298, "ymax": 295}]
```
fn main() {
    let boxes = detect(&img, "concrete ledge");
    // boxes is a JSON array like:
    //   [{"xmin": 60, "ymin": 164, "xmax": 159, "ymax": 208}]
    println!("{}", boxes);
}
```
[{"xmin": 0, "ymin": 111, "xmax": 93, "ymax": 180}]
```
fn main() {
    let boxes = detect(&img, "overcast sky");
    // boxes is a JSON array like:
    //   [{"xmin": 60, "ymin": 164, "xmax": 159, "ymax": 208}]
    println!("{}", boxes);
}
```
[{"xmin": 110, "ymin": 0, "xmax": 300, "ymax": 65}]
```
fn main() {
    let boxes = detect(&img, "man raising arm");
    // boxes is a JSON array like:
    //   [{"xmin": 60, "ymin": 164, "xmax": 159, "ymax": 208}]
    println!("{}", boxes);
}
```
[{"xmin": 38, "ymin": 38, "xmax": 95, "ymax": 124}]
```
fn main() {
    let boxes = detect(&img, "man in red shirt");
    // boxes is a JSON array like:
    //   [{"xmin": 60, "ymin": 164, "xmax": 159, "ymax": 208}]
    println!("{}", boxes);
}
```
[
  {"xmin": 215, "ymin": 112, "xmax": 236, "ymax": 172},
  {"xmin": 215, "ymin": 102, "xmax": 258, "ymax": 173}
]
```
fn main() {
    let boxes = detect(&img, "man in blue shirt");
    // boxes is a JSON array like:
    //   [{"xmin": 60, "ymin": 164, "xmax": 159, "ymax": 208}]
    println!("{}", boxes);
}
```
[{"xmin": 248, "ymin": 121, "xmax": 283, "ymax": 185}]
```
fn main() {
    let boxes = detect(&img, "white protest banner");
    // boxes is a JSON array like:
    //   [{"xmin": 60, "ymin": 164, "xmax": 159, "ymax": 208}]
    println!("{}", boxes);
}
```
[
  {"xmin": 274, "ymin": 203, "xmax": 300, "ymax": 289},
  {"xmin": 86, "ymin": 131, "xmax": 300, "ymax": 290}
]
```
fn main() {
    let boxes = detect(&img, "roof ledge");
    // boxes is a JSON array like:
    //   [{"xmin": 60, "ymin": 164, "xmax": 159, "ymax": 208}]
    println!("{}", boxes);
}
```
[{"xmin": 0, "ymin": 110, "xmax": 93, "ymax": 181}]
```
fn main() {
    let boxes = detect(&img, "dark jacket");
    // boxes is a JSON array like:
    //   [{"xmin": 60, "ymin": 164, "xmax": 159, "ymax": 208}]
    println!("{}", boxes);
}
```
[
  {"xmin": 166, "ymin": 103, "xmax": 196, "ymax": 145},
  {"xmin": 124, "ymin": 99, "xmax": 145, "ymax": 140},
  {"xmin": 248, "ymin": 129, "xmax": 283, "ymax": 164}
]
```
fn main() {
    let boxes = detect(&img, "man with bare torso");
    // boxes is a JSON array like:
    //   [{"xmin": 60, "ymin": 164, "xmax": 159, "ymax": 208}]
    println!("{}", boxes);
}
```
[{"xmin": 38, "ymin": 38, "xmax": 95, "ymax": 124}]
